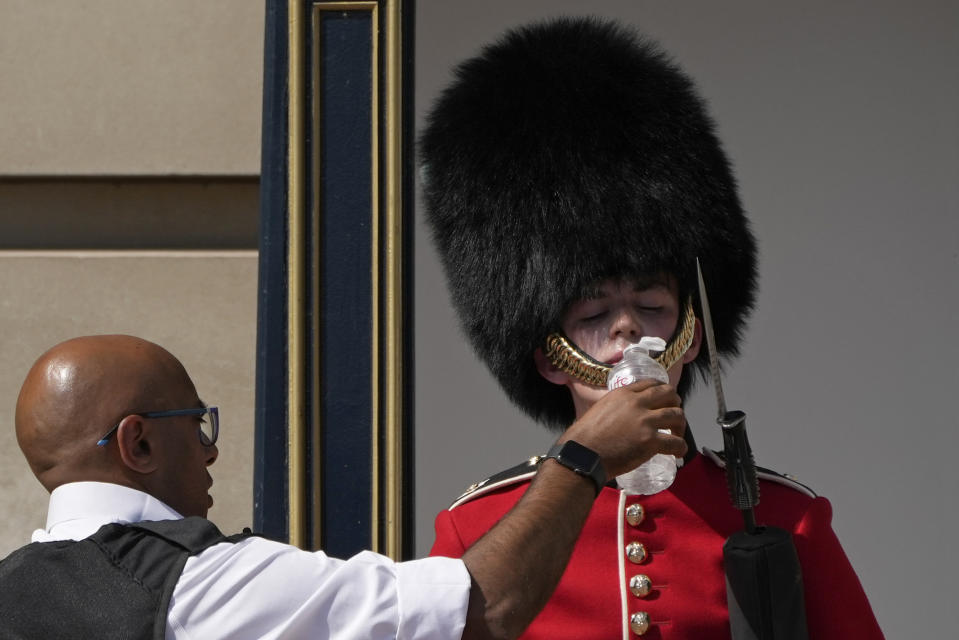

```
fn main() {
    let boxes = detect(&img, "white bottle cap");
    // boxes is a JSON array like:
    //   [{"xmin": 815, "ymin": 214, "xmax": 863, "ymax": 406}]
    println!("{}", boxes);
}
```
[{"xmin": 624, "ymin": 336, "xmax": 666, "ymax": 357}]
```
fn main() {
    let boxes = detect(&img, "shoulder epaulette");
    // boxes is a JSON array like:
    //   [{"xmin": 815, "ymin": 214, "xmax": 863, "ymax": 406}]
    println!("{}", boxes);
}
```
[
  {"xmin": 702, "ymin": 447, "xmax": 817, "ymax": 498},
  {"xmin": 448, "ymin": 456, "xmax": 542, "ymax": 509}
]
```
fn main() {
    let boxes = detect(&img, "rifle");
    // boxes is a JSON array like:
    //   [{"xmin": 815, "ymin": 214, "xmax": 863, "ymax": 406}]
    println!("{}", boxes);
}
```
[{"xmin": 696, "ymin": 259, "xmax": 809, "ymax": 640}]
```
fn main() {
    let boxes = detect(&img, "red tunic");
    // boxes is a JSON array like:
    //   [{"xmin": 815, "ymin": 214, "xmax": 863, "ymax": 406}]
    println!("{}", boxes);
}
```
[{"xmin": 430, "ymin": 449, "xmax": 883, "ymax": 639}]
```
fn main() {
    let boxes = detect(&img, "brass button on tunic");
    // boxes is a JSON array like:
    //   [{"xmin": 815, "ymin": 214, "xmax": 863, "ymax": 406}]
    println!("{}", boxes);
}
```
[
  {"xmin": 625, "ymin": 541, "xmax": 647, "ymax": 564},
  {"xmin": 629, "ymin": 611, "xmax": 650, "ymax": 635},
  {"xmin": 629, "ymin": 573, "xmax": 652, "ymax": 597},
  {"xmin": 625, "ymin": 503, "xmax": 645, "ymax": 526}
]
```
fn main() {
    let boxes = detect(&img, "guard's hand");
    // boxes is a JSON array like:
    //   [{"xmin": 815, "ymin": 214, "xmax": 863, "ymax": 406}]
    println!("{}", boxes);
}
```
[{"xmin": 559, "ymin": 379, "xmax": 686, "ymax": 478}]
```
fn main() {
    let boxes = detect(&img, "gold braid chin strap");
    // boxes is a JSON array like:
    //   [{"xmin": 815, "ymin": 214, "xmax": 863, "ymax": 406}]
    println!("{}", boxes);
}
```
[{"xmin": 544, "ymin": 298, "xmax": 697, "ymax": 387}]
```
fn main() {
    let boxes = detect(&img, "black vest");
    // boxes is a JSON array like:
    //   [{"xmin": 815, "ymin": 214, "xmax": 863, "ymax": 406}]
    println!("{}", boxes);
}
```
[{"xmin": 0, "ymin": 517, "xmax": 253, "ymax": 640}]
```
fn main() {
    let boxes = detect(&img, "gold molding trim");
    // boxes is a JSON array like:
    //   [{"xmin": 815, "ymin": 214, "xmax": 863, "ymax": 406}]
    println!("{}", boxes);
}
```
[
  {"xmin": 312, "ymin": 0, "xmax": 398, "ymax": 556},
  {"xmin": 308, "ymin": 2, "xmax": 323, "ymax": 552},
  {"xmin": 304, "ymin": 0, "xmax": 404, "ymax": 559},
  {"xmin": 288, "ymin": 0, "xmax": 308, "ymax": 550},
  {"xmin": 382, "ymin": 0, "xmax": 403, "ymax": 561}
]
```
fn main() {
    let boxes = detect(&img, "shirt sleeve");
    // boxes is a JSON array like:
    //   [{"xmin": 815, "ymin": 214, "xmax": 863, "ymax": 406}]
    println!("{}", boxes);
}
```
[{"xmin": 167, "ymin": 537, "xmax": 470, "ymax": 640}]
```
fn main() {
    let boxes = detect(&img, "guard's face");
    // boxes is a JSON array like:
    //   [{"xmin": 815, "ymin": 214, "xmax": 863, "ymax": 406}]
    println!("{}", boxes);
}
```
[
  {"xmin": 562, "ymin": 277, "xmax": 681, "ymax": 365},
  {"xmin": 556, "ymin": 276, "xmax": 685, "ymax": 415}
]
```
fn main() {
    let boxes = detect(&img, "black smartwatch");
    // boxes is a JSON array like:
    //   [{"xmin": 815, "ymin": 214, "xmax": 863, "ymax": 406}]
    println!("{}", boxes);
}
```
[{"xmin": 544, "ymin": 440, "xmax": 606, "ymax": 495}]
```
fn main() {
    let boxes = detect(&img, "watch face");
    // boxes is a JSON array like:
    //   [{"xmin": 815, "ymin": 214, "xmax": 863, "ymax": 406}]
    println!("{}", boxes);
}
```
[{"xmin": 558, "ymin": 440, "xmax": 598, "ymax": 471}]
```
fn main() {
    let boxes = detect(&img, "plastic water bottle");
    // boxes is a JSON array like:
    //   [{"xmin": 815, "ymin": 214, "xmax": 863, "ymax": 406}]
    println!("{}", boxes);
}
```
[{"xmin": 607, "ymin": 336, "xmax": 677, "ymax": 495}]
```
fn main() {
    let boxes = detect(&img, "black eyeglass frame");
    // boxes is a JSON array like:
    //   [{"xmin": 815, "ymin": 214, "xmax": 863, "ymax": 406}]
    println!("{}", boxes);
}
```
[{"xmin": 95, "ymin": 407, "xmax": 219, "ymax": 447}]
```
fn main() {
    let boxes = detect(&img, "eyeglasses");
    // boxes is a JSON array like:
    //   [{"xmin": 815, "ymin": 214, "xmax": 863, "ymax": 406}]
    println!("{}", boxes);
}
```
[{"xmin": 96, "ymin": 406, "xmax": 219, "ymax": 447}]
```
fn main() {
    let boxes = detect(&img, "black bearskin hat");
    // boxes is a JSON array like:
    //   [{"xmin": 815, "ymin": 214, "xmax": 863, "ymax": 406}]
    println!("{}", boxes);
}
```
[{"xmin": 420, "ymin": 16, "xmax": 757, "ymax": 429}]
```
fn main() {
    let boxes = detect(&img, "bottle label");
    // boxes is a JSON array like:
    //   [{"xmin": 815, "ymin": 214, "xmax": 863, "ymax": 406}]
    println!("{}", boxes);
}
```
[{"xmin": 608, "ymin": 372, "xmax": 637, "ymax": 389}]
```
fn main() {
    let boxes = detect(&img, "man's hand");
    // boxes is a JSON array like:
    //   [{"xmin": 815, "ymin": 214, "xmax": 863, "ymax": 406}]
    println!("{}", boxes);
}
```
[
  {"xmin": 459, "ymin": 379, "xmax": 686, "ymax": 640},
  {"xmin": 562, "ymin": 379, "xmax": 687, "ymax": 479}
]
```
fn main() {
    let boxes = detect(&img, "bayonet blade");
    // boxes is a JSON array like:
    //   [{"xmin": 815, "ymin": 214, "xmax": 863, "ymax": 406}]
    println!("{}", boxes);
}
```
[{"xmin": 696, "ymin": 257, "xmax": 727, "ymax": 421}]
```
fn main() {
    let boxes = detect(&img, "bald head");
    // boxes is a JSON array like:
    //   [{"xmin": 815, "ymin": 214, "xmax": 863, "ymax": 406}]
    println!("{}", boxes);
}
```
[{"xmin": 15, "ymin": 335, "xmax": 199, "ymax": 491}]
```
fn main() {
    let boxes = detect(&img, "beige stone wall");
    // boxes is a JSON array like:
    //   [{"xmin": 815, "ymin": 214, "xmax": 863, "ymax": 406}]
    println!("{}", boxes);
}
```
[
  {"xmin": 0, "ymin": 0, "xmax": 263, "ymax": 175},
  {"xmin": 0, "ymin": 0, "xmax": 264, "ymax": 556},
  {"xmin": 0, "ymin": 253, "xmax": 258, "ymax": 556}
]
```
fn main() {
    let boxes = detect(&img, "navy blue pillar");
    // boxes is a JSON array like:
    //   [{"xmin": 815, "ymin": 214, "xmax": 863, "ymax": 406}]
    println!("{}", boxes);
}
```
[{"xmin": 255, "ymin": 0, "xmax": 415, "ymax": 560}]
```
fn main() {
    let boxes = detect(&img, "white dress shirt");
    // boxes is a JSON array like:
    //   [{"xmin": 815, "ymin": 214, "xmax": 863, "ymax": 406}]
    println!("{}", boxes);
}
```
[{"xmin": 33, "ymin": 482, "xmax": 470, "ymax": 640}]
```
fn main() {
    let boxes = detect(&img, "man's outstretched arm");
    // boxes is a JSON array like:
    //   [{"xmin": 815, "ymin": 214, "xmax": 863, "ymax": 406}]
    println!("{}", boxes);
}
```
[{"xmin": 459, "ymin": 380, "xmax": 688, "ymax": 640}]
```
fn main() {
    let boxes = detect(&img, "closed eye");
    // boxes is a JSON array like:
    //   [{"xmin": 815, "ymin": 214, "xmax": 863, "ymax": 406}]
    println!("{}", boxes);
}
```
[{"xmin": 580, "ymin": 310, "xmax": 608, "ymax": 322}]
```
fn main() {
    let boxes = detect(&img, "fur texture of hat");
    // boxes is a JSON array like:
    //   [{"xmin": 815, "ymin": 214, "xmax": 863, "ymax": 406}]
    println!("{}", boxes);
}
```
[{"xmin": 420, "ymin": 16, "xmax": 758, "ymax": 429}]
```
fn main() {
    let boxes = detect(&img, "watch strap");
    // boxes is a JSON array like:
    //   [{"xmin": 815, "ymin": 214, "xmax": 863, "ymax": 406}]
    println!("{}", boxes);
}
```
[{"xmin": 544, "ymin": 440, "xmax": 606, "ymax": 495}]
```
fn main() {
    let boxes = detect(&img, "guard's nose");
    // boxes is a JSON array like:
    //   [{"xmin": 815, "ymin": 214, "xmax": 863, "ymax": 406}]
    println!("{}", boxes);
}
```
[{"xmin": 610, "ymin": 307, "xmax": 643, "ymax": 341}]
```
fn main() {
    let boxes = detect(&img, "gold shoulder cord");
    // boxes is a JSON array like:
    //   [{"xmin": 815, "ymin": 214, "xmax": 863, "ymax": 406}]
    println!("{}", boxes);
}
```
[{"xmin": 544, "ymin": 298, "xmax": 697, "ymax": 387}]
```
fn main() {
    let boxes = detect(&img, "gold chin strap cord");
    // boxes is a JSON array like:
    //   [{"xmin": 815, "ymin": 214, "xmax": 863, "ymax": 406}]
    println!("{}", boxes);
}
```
[{"xmin": 544, "ymin": 298, "xmax": 697, "ymax": 387}]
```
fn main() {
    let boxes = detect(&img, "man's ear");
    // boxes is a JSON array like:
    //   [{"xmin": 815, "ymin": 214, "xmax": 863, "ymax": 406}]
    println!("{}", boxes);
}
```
[
  {"xmin": 682, "ymin": 318, "xmax": 704, "ymax": 364},
  {"xmin": 533, "ymin": 347, "xmax": 570, "ymax": 386},
  {"xmin": 116, "ymin": 415, "xmax": 158, "ymax": 474}
]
